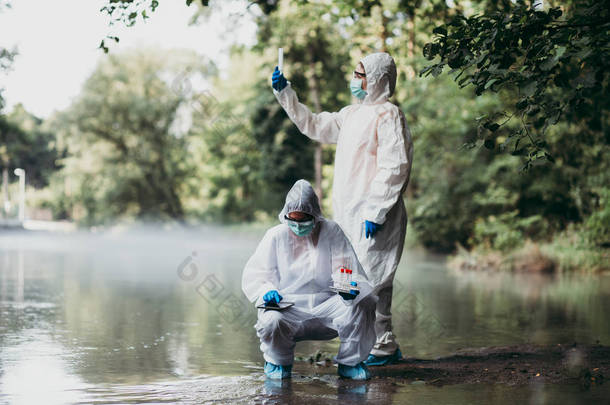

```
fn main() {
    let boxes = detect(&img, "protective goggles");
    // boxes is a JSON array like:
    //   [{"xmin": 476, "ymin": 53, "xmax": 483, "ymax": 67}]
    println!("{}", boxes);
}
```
[{"xmin": 284, "ymin": 214, "xmax": 314, "ymax": 223}]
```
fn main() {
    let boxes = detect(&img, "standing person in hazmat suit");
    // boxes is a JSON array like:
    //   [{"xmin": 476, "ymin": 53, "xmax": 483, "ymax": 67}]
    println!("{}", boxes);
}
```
[
  {"xmin": 242, "ymin": 180, "xmax": 377, "ymax": 380},
  {"xmin": 271, "ymin": 52, "xmax": 413, "ymax": 365}
]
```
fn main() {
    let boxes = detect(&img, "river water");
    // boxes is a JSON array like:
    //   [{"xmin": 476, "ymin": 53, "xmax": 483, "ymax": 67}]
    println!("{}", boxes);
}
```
[{"xmin": 0, "ymin": 226, "xmax": 608, "ymax": 404}]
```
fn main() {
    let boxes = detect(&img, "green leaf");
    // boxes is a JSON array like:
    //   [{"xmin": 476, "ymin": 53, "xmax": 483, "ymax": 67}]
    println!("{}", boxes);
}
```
[
  {"xmin": 458, "ymin": 75, "xmax": 471, "ymax": 87},
  {"xmin": 485, "ymin": 78, "xmax": 499, "ymax": 90},
  {"xmin": 98, "ymin": 40, "xmax": 109, "ymax": 54},
  {"xmin": 526, "ymin": 106, "xmax": 540, "ymax": 116},
  {"xmin": 484, "ymin": 122, "xmax": 500, "ymax": 132},
  {"xmin": 540, "ymin": 57, "xmax": 558, "ymax": 71},
  {"xmin": 520, "ymin": 81, "xmax": 537, "ymax": 97},
  {"xmin": 432, "ymin": 26, "xmax": 447, "ymax": 36}
]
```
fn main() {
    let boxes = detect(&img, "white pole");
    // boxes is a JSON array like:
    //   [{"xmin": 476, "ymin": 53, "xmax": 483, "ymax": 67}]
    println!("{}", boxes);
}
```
[
  {"xmin": 14, "ymin": 168, "xmax": 25, "ymax": 222},
  {"xmin": 2, "ymin": 168, "xmax": 8, "ymax": 217},
  {"xmin": 278, "ymin": 48, "xmax": 284, "ymax": 72}
]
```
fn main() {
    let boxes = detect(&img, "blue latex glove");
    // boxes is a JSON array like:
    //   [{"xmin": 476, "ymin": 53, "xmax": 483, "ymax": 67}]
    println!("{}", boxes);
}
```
[
  {"xmin": 364, "ymin": 220, "xmax": 382, "ymax": 239},
  {"xmin": 263, "ymin": 290, "xmax": 283, "ymax": 305},
  {"xmin": 272, "ymin": 66, "xmax": 287, "ymax": 92}
]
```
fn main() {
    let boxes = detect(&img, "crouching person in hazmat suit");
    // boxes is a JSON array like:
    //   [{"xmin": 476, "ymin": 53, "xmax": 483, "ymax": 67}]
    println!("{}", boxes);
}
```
[
  {"xmin": 271, "ymin": 52, "xmax": 413, "ymax": 366},
  {"xmin": 242, "ymin": 180, "xmax": 377, "ymax": 380}
]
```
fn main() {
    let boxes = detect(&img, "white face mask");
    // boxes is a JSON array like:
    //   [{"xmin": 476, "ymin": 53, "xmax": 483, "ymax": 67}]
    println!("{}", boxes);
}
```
[
  {"xmin": 350, "ymin": 78, "xmax": 367, "ymax": 99},
  {"xmin": 286, "ymin": 219, "xmax": 315, "ymax": 237}
]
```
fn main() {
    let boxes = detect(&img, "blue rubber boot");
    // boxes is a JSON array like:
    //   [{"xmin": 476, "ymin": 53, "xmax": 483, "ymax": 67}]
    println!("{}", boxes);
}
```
[
  {"xmin": 264, "ymin": 361, "xmax": 292, "ymax": 379},
  {"xmin": 364, "ymin": 348, "xmax": 403, "ymax": 366},
  {"xmin": 337, "ymin": 362, "xmax": 371, "ymax": 380}
]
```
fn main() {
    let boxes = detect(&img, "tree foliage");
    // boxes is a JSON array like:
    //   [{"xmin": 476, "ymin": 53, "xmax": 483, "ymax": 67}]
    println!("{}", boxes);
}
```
[
  {"xmin": 5, "ymin": 0, "xmax": 606, "ymax": 253},
  {"xmin": 52, "ymin": 49, "xmax": 212, "ymax": 223},
  {"xmin": 0, "ymin": 106, "xmax": 59, "ymax": 188},
  {"xmin": 421, "ymin": 0, "xmax": 610, "ymax": 167}
]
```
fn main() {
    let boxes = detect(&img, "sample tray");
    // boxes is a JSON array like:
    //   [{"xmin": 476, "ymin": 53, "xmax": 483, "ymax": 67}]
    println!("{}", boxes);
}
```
[{"xmin": 329, "ymin": 286, "xmax": 360, "ymax": 294}]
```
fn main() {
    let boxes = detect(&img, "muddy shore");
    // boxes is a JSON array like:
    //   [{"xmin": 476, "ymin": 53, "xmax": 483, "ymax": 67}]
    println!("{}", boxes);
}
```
[{"xmin": 367, "ymin": 343, "xmax": 609, "ymax": 388}]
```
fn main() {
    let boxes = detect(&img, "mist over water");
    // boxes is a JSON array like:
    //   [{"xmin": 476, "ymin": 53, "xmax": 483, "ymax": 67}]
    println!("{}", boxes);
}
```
[{"xmin": 1, "ymin": 226, "xmax": 608, "ymax": 404}]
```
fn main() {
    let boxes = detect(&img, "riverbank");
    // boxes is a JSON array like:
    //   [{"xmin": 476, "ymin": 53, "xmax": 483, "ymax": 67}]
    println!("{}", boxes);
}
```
[
  {"xmin": 0, "ymin": 218, "xmax": 77, "ymax": 232},
  {"xmin": 301, "ymin": 344, "xmax": 608, "ymax": 389},
  {"xmin": 376, "ymin": 343, "xmax": 608, "ymax": 388},
  {"xmin": 448, "ymin": 231, "xmax": 609, "ymax": 274}
]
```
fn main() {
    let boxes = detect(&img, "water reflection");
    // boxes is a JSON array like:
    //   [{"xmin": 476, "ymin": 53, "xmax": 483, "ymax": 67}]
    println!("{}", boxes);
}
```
[
  {"xmin": 1, "ymin": 329, "xmax": 88, "ymax": 405},
  {"xmin": 392, "ymin": 251, "xmax": 609, "ymax": 358},
  {"xmin": 0, "ymin": 227, "xmax": 608, "ymax": 403}
]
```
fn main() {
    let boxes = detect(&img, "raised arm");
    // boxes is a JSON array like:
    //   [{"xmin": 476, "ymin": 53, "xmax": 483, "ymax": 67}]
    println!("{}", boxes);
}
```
[
  {"xmin": 362, "ymin": 108, "xmax": 413, "ymax": 225},
  {"xmin": 273, "ymin": 83, "xmax": 344, "ymax": 145},
  {"xmin": 242, "ymin": 229, "xmax": 280, "ymax": 304}
]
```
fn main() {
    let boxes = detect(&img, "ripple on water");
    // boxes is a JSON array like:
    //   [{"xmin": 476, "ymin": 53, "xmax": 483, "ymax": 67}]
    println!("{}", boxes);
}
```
[{"xmin": 0, "ymin": 300, "xmax": 57, "ymax": 309}]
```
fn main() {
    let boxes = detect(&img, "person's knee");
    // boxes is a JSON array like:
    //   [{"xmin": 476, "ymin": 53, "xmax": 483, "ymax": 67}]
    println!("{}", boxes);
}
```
[
  {"xmin": 336, "ymin": 296, "xmax": 376, "ymax": 331},
  {"xmin": 357, "ymin": 295, "xmax": 377, "ymax": 313},
  {"xmin": 257, "ymin": 311, "xmax": 287, "ymax": 339}
]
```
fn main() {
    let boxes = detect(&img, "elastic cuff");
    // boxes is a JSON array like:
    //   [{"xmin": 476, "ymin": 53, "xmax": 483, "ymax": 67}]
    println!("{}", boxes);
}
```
[
  {"xmin": 272, "ymin": 82, "xmax": 291, "ymax": 96},
  {"xmin": 255, "ymin": 284, "xmax": 276, "ymax": 306},
  {"xmin": 370, "ymin": 345, "xmax": 399, "ymax": 357},
  {"xmin": 263, "ymin": 352, "xmax": 294, "ymax": 367},
  {"xmin": 363, "ymin": 212, "xmax": 385, "ymax": 225}
]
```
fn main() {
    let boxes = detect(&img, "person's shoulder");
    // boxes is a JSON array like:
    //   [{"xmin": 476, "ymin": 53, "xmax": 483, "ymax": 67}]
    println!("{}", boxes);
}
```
[
  {"xmin": 378, "ymin": 101, "xmax": 401, "ymax": 114},
  {"xmin": 264, "ymin": 224, "xmax": 289, "ymax": 240},
  {"xmin": 321, "ymin": 219, "xmax": 347, "ymax": 237},
  {"xmin": 374, "ymin": 102, "xmax": 404, "ymax": 122},
  {"xmin": 338, "ymin": 104, "xmax": 358, "ymax": 116}
]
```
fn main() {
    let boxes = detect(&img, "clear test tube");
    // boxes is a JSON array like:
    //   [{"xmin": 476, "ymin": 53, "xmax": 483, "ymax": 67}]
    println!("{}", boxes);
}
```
[
  {"xmin": 340, "ymin": 268, "xmax": 345, "ymax": 288},
  {"xmin": 347, "ymin": 269, "xmax": 353, "ymax": 286}
]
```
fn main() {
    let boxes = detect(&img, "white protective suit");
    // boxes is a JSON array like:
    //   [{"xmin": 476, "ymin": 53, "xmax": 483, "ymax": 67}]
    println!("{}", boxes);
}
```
[
  {"xmin": 273, "ymin": 53, "xmax": 413, "ymax": 356},
  {"xmin": 242, "ymin": 180, "xmax": 377, "ymax": 367}
]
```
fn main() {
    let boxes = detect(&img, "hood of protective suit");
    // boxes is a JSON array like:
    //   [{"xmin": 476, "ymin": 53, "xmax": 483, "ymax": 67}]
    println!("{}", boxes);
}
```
[
  {"xmin": 278, "ymin": 179, "xmax": 324, "ymax": 223},
  {"xmin": 359, "ymin": 52, "xmax": 397, "ymax": 105}
]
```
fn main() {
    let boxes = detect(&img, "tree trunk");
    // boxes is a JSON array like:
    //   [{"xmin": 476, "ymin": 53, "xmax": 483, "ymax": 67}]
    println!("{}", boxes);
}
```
[
  {"xmin": 2, "ymin": 168, "xmax": 7, "ymax": 218},
  {"xmin": 406, "ymin": 11, "xmax": 416, "ymax": 80},
  {"xmin": 381, "ymin": 11, "xmax": 389, "ymax": 52}
]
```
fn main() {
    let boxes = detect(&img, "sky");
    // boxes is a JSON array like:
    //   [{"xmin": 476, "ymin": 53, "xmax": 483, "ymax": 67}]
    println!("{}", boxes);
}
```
[{"xmin": 0, "ymin": 0, "xmax": 257, "ymax": 119}]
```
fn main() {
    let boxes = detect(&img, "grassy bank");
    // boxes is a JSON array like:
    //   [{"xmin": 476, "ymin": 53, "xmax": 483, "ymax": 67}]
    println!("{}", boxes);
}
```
[{"xmin": 448, "ymin": 228, "xmax": 609, "ymax": 274}]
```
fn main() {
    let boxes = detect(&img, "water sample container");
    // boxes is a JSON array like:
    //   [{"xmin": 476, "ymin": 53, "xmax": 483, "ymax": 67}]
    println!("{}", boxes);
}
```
[{"xmin": 350, "ymin": 281, "xmax": 358, "ymax": 295}]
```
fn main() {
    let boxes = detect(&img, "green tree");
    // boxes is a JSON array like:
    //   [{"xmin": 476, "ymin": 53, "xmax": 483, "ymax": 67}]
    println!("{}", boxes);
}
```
[
  {"xmin": 178, "ymin": 48, "xmax": 269, "ymax": 222},
  {"xmin": 53, "ymin": 49, "xmax": 213, "ymax": 224},
  {"xmin": 250, "ymin": 0, "xmax": 352, "ymax": 202},
  {"xmin": 0, "ymin": 105, "xmax": 60, "ymax": 188},
  {"xmin": 421, "ymin": 0, "xmax": 609, "ymax": 167},
  {"xmin": 87, "ymin": 0, "xmax": 608, "ymax": 257}
]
